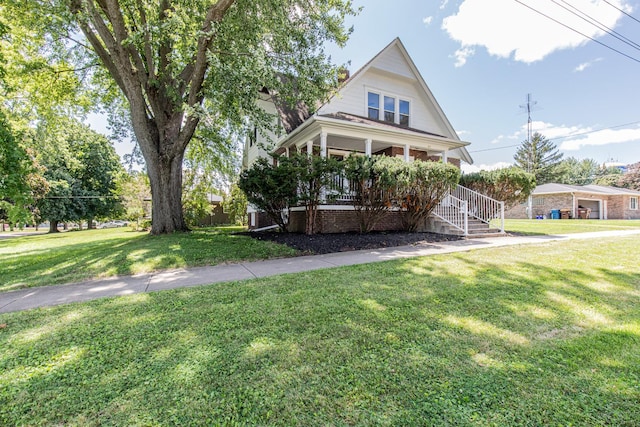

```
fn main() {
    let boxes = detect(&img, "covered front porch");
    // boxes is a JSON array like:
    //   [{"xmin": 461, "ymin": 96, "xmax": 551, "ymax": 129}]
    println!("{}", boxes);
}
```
[{"xmin": 273, "ymin": 112, "xmax": 471, "ymax": 167}]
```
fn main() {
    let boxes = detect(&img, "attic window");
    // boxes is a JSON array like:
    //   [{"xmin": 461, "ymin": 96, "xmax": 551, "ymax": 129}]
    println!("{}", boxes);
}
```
[{"xmin": 367, "ymin": 92, "xmax": 379, "ymax": 120}]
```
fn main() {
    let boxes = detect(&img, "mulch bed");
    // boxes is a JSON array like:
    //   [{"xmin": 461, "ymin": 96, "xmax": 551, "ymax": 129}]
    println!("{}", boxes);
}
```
[{"xmin": 240, "ymin": 230, "xmax": 463, "ymax": 255}]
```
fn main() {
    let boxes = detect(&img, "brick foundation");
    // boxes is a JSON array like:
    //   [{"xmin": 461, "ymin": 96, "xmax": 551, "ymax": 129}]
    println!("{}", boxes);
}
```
[{"xmin": 288, "ymin": 209, "xmax": 406, "ymax": 233}]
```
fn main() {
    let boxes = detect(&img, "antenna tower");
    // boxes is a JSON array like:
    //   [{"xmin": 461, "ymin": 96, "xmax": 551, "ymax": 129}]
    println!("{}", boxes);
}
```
[{"xmin": 520, "ymin": 93, "xmax": 537, "ymax": 143}]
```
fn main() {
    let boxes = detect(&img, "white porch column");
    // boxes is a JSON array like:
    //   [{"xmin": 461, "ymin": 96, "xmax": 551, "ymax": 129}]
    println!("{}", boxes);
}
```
[
  {"xmin": 404, "ymin": 144, "xmax": 411, "ymax": 162},
  {"xmin": 365, "ymin": 138, "xmax": 372, "ymax": 157},
  {"xmin": 442, "ymin": 149, "xmax": 448, "ymax": 164},
  {"xmin": 306, "ymin": 140, "xmax": 313, "ymax": 156},
  {"xmin": 320, "ymin": 132, "xmax": 327, "ymax": 158},
  {"xmin": 285, "ymin": 147, "xmax": 290, "ymax": 157}
]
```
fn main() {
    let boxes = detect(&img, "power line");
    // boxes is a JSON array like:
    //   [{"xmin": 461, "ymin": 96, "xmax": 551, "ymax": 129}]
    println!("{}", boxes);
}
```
[
  {"xmin": 603, "ymin": 0, "xmax": 640, "ymax": 25},
  {"xmin": 513, "ymin": 0, "xmax": 640, "ymax": 63},
  {"xmin": 554, "ymin": 0, "xmax": 640, "ymax": 51},
  {"xmin": 469, "ymin": 120, "xmax": 640, "ymax": 153}
]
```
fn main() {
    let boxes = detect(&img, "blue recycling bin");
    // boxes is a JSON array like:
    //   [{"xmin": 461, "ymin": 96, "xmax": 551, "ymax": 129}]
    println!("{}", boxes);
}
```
[{"xmin": 550, "ymin": 209, "xmax": 560, "ymax": 220}]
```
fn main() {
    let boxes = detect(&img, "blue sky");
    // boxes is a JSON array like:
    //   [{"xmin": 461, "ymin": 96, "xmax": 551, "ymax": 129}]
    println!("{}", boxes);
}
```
[
  {"xmin": 325, "ymin": 0, "xmax": 640, "ymax": 172},
  {"xmin": 93, "ymin": 0, "xmax": 640, "ymax": 173}
]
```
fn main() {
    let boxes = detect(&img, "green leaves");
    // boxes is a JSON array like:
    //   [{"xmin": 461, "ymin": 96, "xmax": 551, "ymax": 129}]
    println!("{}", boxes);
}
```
[
  {"xmin": 513, "ymin": 132, "xmax": 563, "ymax": 185},
  {"xmin": 460, "ymin": 166, "xmax": 536, "ymax": 209}
]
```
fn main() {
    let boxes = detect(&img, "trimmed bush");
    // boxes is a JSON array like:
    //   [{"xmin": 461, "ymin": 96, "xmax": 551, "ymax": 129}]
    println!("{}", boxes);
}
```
[
  {"xmin": 238, "ymin": 156, "xmax": 298, "ymax": 232},
  {"xmin": 344, "ymin": 155, "xmax": 403, "ymax": 233},
  {"xmin": 397, "ymin": 160, "xmax": 460, "ymax": 232},
  {"xmin": 459, "ymin": 167, "xmax": 536, "ymax": 208}
]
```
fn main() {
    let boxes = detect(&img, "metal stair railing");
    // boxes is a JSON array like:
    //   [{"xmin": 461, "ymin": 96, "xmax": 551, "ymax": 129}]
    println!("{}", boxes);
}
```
[
  {"xmin": 450, "ymin": 184, "xmax": 505, "ymax": 232},
  {"xmin": 433, "ymin": 194, "xmax": 468, "ymax": 235}
]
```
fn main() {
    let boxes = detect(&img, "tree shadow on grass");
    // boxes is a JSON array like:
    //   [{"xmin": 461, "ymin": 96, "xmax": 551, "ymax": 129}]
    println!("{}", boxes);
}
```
[
  {"xmin": 1, "ymin": 238, "xmax": 639, "ymax": 425},
  {"xmin": 0, "ymin": 230, "xmax": 296, "ymax": 292}
]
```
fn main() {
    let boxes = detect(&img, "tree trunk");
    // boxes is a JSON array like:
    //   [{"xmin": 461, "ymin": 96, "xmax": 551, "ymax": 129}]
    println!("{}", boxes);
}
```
[
  {"xmin": 49, "ymin": 221, "xmax": 59, "ymax": 233},
  {"xmin": 147, "ymin": 150, "xmax": 189, "ymax": 235}
]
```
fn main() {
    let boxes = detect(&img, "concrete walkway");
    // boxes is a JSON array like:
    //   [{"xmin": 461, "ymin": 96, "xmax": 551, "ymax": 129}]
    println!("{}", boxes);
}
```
[{"xmin": 2, "ymin": 229, "xmax": 639, "ymax": 314}]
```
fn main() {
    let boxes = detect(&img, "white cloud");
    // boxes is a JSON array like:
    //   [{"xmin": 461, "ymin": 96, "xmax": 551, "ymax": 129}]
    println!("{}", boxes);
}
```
[
  {"xmin": 442, "ymin": 0, "xmax": 628, "ymax": 65},
  {"xmin": 440, "ymin": 0, "xmax": 450, "ymax": 10},
  {"xmin": 423, "ymin": 16, "xmax": 433, "ymax": 26},
  {"xmin": 462, "ymin": 161, "xmax": 513, "ymax": 174},
  {"xmin": 560, "ymin": 126, "xmax": 640, "ymax": 150},
  {"xmin": 574, "ymin": 58, "xmax": 603, "ymax": 72},
  {"xmin": 506, "ymin": 120, "xmax": 640, "ymax": 151},
  {"xmin": 452, "ymin": 46, "xmax": 474, "ymax": 67}
]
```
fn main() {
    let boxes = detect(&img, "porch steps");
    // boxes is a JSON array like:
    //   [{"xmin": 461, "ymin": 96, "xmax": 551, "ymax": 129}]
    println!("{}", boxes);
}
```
[{"xmin": 428, "ymin": 215, "xmax": 505, "ymax": 238}]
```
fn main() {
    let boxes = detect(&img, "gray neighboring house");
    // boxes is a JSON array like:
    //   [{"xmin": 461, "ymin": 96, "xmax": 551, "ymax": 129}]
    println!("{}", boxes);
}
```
[{"xmin": 506, "ymin": 183, "xmax": 640, "ymax": 220}]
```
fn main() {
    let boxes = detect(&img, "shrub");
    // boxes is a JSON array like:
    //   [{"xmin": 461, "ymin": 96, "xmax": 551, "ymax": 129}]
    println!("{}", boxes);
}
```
[
  {"xmin": 238, "ymin": 156, "xmax": 298, "ymax": 232},
  {"xmin": 459, "ymin": 167, "xmax": 536, "ymax": 208},
  {"xmin": 290, "ymin": 154, "xmax": 343, "ymax": 235},
  {"xmin": 397, "ymin": 160, "xmax": 460, "ymax": 232},
  {"xmin": 344, "ymin": 155, "xmax": 403, "ymax": 233}
]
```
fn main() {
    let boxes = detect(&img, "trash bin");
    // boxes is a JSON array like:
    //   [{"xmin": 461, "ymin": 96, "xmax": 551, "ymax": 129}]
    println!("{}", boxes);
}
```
[
  {"xmin": 550, "ymin": 209, "xmax": 560, "ymax": 220},
  {"xmin": 560, "ymin": 208, "xmax": 571, "ymax": 219}
]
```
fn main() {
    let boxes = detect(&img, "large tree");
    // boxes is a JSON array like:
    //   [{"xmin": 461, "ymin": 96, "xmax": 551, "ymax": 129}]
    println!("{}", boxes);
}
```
[
  {"xmin": 34, "ymin": 119, "xmax": 124, "ymax": 232},
  {"xmin": 513, "ymin": 132, "xmax": 563, "ymax": 185},
  {"xmin": 4, "ymin": 0, "xmax": 356, "ymax": 234}
]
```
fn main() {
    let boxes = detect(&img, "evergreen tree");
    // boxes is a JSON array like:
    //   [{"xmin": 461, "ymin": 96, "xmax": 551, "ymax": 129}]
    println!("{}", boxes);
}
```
[{"xmin": 513, "ymin": 132, "xmax": 563, "ymax": 185}]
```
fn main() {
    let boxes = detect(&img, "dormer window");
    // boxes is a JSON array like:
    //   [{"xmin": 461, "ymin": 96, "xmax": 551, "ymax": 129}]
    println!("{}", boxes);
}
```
[
  {"xmin": 366, "ymin": 90, "xmax": 410, "ymax": 126},
  {"xmin": 367, "ymin": 92, "xmax": 380, "ymax": 120}
]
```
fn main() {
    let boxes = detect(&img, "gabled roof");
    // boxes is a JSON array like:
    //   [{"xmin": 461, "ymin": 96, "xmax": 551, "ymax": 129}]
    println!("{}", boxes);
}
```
[
  {"xmin": 330, "ymin": 38, "xmax": 462, "ymax": 139},
  {"xmin": 534, "ymin": 183, "xmax": 640, "ymax": 196}
]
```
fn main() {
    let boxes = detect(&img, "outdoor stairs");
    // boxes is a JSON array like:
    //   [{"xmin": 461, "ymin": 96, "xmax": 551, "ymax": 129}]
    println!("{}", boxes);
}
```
[
  {"xmin": 430, "ymin": 185, "xmax": 506, "ymax": 238},
  {"xmin": 428, "ymin": 215, "xmax": 505, "ymax": 238}
]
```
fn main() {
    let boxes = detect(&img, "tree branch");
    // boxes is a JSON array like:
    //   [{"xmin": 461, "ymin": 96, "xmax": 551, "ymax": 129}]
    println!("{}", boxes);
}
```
[{"xmin": 186, "ymin": 0, "xmax": 236, "ymax": 108}]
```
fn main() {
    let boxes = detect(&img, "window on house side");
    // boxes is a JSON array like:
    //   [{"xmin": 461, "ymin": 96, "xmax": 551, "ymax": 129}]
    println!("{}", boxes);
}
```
[
  {"xmin": 532, "ymin": 197, "xmax": 545, "ymax": 206},
  {"xmin": 384, "ymin": 96, "xmax": 395, "ymax": 122},
  {"xmin": 399, "ymin": 100, "xmax": 410, "ymax": 126},
  {"xmin": 631, "ymin": 197, "xmax": 638, "ymax": 210},
  {"xmin": 367, "ymin": 92, "xmax": 380, "ymax": 120}
]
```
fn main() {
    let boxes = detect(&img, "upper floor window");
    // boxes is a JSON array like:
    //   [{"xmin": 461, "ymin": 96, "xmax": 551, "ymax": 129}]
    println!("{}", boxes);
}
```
[
  {"xmin": 384, "ymin": 96, "xmax": 395, "ymax": 122},
  {"xmin": 367, "ymin": 92, "xmax": 380, "ymax": 120},
  {"xmin": 631, "ymin": 196, "xmax": 638, "ymax": 210},
  {"xmin": 366, "ymin": 90, "xmax": 410, "ymax": 126},
  {"xmin": 399, "ymin": 100, "xmax": 410, "ymax": 126}
]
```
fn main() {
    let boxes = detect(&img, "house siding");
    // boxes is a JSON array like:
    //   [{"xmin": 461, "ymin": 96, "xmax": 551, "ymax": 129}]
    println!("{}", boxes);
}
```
[{"xmin": 318, "ymin": 48, "xmax": 452, "ymax": 138}]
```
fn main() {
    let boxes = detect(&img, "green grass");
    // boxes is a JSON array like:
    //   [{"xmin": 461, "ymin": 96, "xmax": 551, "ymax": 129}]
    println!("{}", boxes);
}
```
[
  {"xmin": 0, "ymin": 226, "xmax": 298, "ymax": 292},
  {"xmin": 1, "ymin": 236, "xmax": 639, "ymax": 425},
  {"xmin": 495, "ymin": 218, "xmax": 640, "ymax": 235}
]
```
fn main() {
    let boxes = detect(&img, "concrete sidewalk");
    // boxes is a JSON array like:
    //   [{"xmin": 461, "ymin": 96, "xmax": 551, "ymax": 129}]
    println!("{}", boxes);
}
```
[{"xmin": 2, "ymin": 229, "xmax": 639, "ymax": 313}]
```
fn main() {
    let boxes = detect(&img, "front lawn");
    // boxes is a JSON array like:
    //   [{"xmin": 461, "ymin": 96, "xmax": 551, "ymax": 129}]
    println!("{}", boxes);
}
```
[
  {"xmin": 496, "ymin": 218, "xmax": 640, "ymax": 235},
  {"xmin": 1, "ymin": 236, "xmax": 638, "ymax": 425},
  {"xmin": 0, "ymin": 227, "xmax": 297, "ymax": 292}
]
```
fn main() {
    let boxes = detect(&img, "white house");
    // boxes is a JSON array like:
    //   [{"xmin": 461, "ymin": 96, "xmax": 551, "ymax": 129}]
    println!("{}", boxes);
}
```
[{"xmin": 244, "ymin": 38, "xmax": 503, "ymax": 235}]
